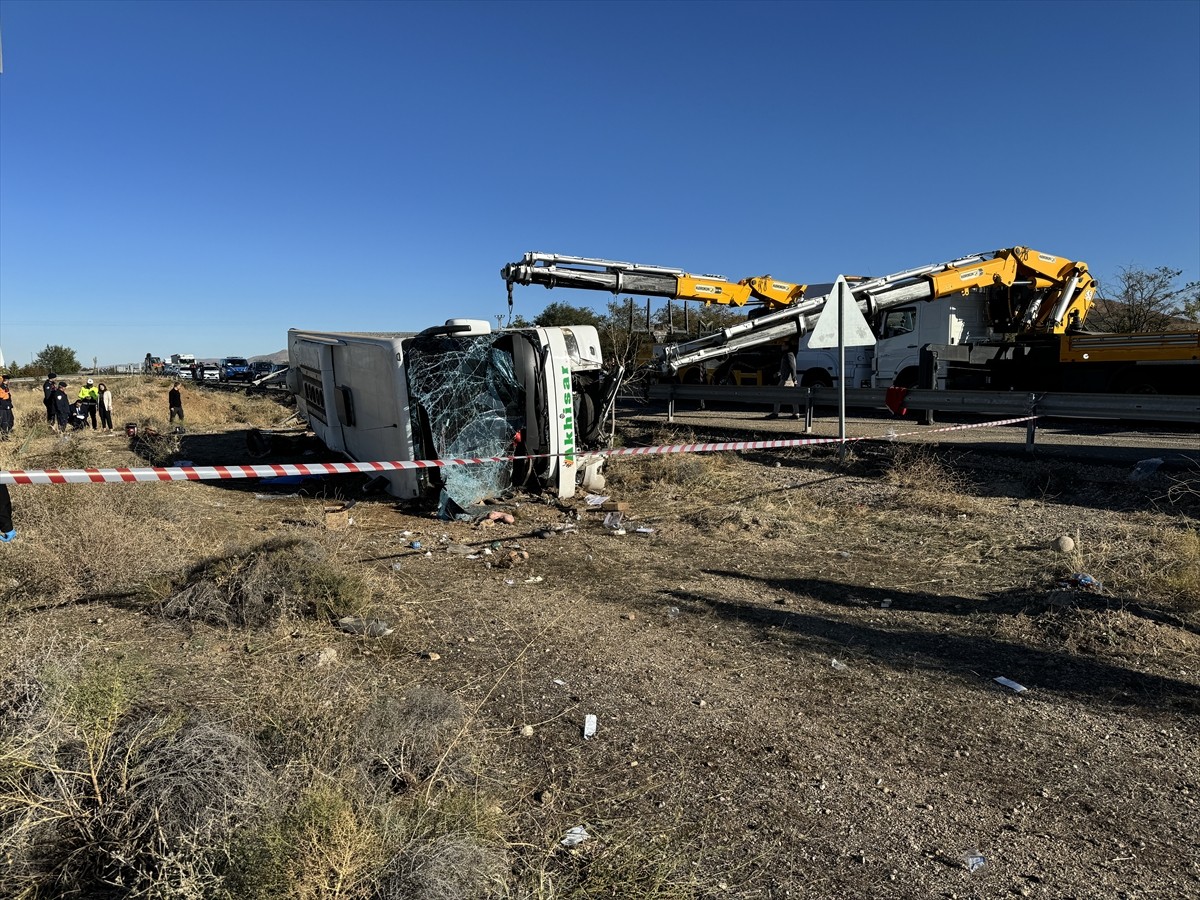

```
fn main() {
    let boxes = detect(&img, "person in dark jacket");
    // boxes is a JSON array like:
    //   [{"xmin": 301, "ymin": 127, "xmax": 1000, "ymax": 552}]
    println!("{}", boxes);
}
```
[
  {"xmin": 168, "ymin": 382, "xmax": 184, "ymax": 424},
  {"xmin": 0, "ymin": 484, "xmax": 15, "ymax": 543},
  {"xmin": 767, "ymin": 349, "xmax": 800, "ymax": 419},
  {"xmin": 0, "ymin": 373, "xmax": 13, "ymax": 439},
  {"xmin": 52, "ymin": 381, "xmax": 71, "ymax": 432},
  {"xmin": 43, "ymin": 372, "xmax": 57, "ymax": 424}
]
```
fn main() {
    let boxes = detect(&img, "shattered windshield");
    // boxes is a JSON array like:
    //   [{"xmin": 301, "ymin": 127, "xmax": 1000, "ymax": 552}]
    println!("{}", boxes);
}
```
[{"xmin": 404, "ymin": 333, "xmax": 527, "ymax": 511}]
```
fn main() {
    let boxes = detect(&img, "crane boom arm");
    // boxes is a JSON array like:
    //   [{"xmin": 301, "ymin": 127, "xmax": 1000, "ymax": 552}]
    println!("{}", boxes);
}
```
[{"xmin": 502, "ymin": 252, "xmax": 808, "ymax": 309}]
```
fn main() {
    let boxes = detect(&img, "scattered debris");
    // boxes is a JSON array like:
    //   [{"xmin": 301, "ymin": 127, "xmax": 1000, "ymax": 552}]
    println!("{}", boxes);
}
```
[
  {"xmin": 831, "ymin": 658, "xmax": 849, "ymax": 671},
  {"xmin": 994, "ymin": 676, "xmax": 1027, "ymax": 694},
  {"xmin": 409, "ymin": 540, "xmax": 422, "ymax": 550},
  {"xmin": 446, "ymin": 543, "xmax": 474, "ymax": 555},
  {"xmin": 254, "ymin": 492, "xmax": 300, "ymax": 500},
  {"xmin": 961, "ymin": 850, "xmax": 987, "ymax": 873},
  {"xmin": 560, "ymin": 825, "xmax": 591, "ymax": 848},
  {"xmin": 634, "ymin": 526, "xmax": 655, "ymax": 534},
  {"xmin": 479, "ymin": 510, "xmax": 515, "ymax": 526},
  {"xmin": 336, "ymin": 616, "xmax": 394, "ymax": 638},
  {"xmin": 621, "ymin": 612, "xmax": 636, "ymax": 621},
  {"xmin": 307, "ymin": 647, "xmax": 337, "ymax": 668},
  {"xmin": 534, "ymin": 528, "xmax": 554, "ymax": 539},
  {"xmin": 585, "ymin": 494, "xmax": 609, "ymax": 507},
  {"xmin": 1053, "ymin": 535, "xmax": 1076, "ymax": 553},
  {"xmin": 1059, "ymin": 572, "xmax": 1102, "ymax": 593},
  {"xmin": 520, "ymin": 724, "xmax": 535, "ymax": 738},
  {"xmin": 602, "ymin": 511, "xmax": 624, "ymax": 530},
  {"xmin": 423, "ymin": 651, "xmax": 441, "ymax": 661},
  {"xmin": 498, "ymin": 550, "xmax": 530, "ymax": 568},
  {"xmin": 1129, "ymin": 457, "xmax": 1164, "ymax": 481},
  {"xmin": 553, "ymin": 679, "xmax": 566, "ymax": 686},
  {"xmin": 524, "ymin": 575, "xmax": 543, "ymax": 584},
  {"xmin": 880, "ymin": 598, "xmax": 893, "ymax": 609},
  {"xmin": 583, "ymin": 714, "xmax": 598, "ymax": 740}
]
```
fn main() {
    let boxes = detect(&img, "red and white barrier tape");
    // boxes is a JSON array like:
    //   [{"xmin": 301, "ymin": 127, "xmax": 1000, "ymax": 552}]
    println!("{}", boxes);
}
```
[{"xmin": 0, "ymin": 416, "xmax": 1035, "ymax": 485}]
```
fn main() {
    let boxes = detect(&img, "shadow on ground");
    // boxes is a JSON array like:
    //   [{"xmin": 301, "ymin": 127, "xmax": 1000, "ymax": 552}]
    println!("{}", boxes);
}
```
[{"xmin": 651, "ymin": 572, "xmax": 1200, "ymax": 717}]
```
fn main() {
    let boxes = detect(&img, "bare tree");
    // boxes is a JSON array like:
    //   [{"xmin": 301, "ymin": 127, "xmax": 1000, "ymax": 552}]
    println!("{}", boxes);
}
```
[{"xmin": 1089, "ymin": 266, "xmax": 1200, "ymax": 332}]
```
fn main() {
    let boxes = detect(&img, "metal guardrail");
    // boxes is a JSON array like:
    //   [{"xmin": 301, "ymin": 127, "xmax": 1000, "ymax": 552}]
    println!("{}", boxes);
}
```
[{"xmin": 646, "ymin": 384, "xmax": 1200, "ymax": 425}]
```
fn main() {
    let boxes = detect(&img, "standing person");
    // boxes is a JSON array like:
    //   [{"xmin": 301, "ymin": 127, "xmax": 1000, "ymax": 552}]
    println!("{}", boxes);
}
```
[
  {"xmin": 0, "ymin": 373, "xmax": 14, "ymax": 440},
  {"xmin": 52, "ymin": 381, "xmax": 71, "ymax": 432},
  {"xmin": 78, "ymin": 378, "xmax": 100, "ymax": 430},
  {"xmin": 768, "ymin": 349, "xmax": 800, "ymax": 420},
  {"xmin": 0, "ymin": 483, "xmax": 15, "ymax": 543},
  {"xmin": 42, "ymin": 372, "xmax": 57, "ymax": 424},
  {"xmin": 97, "ymin": 382, "xmax": 114, "ymax": 431},
  {"xmin": 168, "ymin": 382, "xmax": 185, "ymax": 425}
]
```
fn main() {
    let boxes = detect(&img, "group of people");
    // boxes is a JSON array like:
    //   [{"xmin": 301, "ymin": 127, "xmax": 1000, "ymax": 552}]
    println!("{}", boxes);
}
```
[{"xmin": 39, "ymin": 373, "xmax": 116, "ymax": 433}]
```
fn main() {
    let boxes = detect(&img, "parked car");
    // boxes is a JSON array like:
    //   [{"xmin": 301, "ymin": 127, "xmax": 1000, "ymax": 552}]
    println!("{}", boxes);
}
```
[
  {"xmin": 199, "ymin": 365, "xmax": 221, "ymax": 382},
  {"xmin": 219, "ymin": 357, "xmax": 252, "ymax": 382},
  {"xmin": 178, "ymin": 367, "xmax": 194, "ymax": 380}
]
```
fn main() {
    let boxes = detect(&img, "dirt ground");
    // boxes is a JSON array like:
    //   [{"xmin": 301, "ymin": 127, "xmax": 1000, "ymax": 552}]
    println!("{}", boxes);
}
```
[{"xmin": 3, "ymin": 413, "xmax": 1199, "ymax": 899}]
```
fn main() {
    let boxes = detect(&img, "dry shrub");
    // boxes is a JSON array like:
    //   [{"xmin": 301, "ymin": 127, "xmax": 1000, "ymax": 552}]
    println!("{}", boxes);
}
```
[
  {"xmin": 375, "ymin": 828, "xmax": 507, "ymax": 900},
  {"xmin": 1, "ymin": 654, "xmax": 270, "ymax": 899},
  {"xmin": 877, "ymin": 444, "xmax": 983, "ymax": 516},
  {"xmin": 355, "ymin": 686, "xmax": 469, "ymax": 796},
  {"xmin": 606, "ymin": 448, "xmax": 740, "ymax": 494},
  {"xmin": 230, "ymin": 782, "xmax": 383, "ymax": 900},
  {"xmin": 147, "ymin": 536, "xmax": 371, "ymax": 627},
  {"xmin": 1076, "ymin": 525, "xmax": 1200, "ymax": 615}
]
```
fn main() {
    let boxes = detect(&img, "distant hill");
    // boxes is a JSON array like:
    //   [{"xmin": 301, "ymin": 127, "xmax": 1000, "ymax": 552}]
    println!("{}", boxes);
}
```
[{"xmin": 249, "ymin": 350, "xmax": 289, "ymax": 364}]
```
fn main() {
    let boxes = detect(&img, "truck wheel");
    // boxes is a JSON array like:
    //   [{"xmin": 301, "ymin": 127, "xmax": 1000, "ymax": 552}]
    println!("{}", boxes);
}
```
[{"xmin": 894, "ymin": 367, "xmax": 920, "ymax": 390}]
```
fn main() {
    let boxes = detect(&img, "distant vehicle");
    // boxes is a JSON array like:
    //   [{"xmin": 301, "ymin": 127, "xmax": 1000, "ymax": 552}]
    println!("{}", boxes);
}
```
[
  {"xmin": 178, "ymin": 367, "xmax": 194, "ymax": 380},
  {"xmin": 163, "ymin": 364, "xmax": 180, "ymax": 377},
  {"xmin": 251, "ymin": 360, "xmax": 275, "ymax": 378},
  {"xmin": 199, "ymin": 365, "xmax": 221, "ymax": 382},
  {"xmin": 219, "ymin": 357, "xmax": 252, "ymax": 382}
]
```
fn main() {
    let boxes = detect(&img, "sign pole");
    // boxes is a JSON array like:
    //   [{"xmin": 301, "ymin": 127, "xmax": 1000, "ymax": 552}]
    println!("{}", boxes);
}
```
[{"xmin": 838, "ymin": 279, "xmax": 847, "ymax": 461}]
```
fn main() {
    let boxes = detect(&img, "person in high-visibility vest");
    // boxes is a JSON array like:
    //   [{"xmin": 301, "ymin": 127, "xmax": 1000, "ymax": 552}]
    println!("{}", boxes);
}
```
[
  {"xmin": 77, "ymin": 378, "xmax": 100, "ymax": 430},
  {"xmin": 0, "ymin": 373, "xmax": 14, "ymax": 439}
]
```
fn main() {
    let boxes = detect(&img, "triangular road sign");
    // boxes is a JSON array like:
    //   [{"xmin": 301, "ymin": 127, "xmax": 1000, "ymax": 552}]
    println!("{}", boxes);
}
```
[{"xmin": 807, "ymin": 275, "xmax": 877, "ymax": 349}]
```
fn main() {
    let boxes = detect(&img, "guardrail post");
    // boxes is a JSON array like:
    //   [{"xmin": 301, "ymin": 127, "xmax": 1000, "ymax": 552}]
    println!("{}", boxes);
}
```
[
  {"xmin": 1025, "ymin": 394, "xmax": 1038, "ymax": 452},
  {"xmin": 667, "ymin": 386, "xmax": 676, "ymax": 424},
  {"xmin": 803, "ymin": 388, "xmax": 813, "ymax": 434}
]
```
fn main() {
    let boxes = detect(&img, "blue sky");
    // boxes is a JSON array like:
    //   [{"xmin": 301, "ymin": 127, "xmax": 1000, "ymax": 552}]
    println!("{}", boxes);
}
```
[{"xmin": 1, "ymin": 0, "xmax": 1197, "ymax": 367}]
